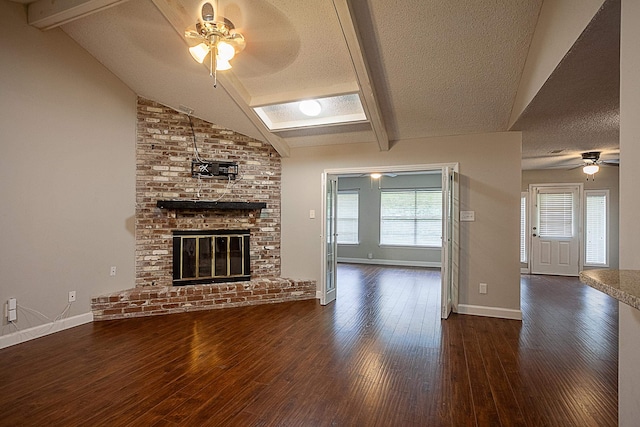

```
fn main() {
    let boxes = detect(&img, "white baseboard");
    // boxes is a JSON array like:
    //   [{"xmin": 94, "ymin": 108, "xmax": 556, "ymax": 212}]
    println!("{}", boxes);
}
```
[
  {"xmin": 521, "ymin": 268, "xmax": 530, "ymax": 274},
  {"xmin": 456, "ymin": 304, "xmax": 522, "ymax": 320},
  {"xmin": 338, "ymin": 257, "xmax": 441, "ymax": 268},
  {"xmin": 0, "ymin": 312, "xmax": 93, "ymax": 350}
]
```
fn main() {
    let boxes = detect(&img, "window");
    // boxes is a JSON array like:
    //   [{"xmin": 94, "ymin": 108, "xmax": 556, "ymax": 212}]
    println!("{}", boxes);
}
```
[
  {"xmin": 585, "ymin": 190, "xmax": 608, "ymax": 266},
  {"xmin": 521, "ymin": 193, "xmax": 527, "ymax": 263},
  {"xmin": 337, "ymin": 191, "xmax": 359, "ymax": 244},
  {"xmin": 538, "ymin": 192, "xmax": 574, "ymax": 238},
  {"xmin": 380, "ymin": 189, "xmax": 442, "ymax": 247}
]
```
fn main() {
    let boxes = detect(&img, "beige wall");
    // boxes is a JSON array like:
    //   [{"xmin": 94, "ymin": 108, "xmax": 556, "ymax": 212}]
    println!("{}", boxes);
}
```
[
  {"xmin": 0, "ymin": 2, "xmax": 136, "ymax": 329},
  {"xmin": 281, "ymin": 132, "xmax": 522, "ymax": 313},
  {"xmin": 522, "ymin": 167, "xmax": 620, "ymax": 269},
  {"xmin": 618, "ymin": 0, "xmax": 640, "ymax": 424}
]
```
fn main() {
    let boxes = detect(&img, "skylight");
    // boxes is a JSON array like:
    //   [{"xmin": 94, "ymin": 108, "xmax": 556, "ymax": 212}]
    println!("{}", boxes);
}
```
[{"xmin": 253, "ymin": 93, "xmax": 367, "ymax": 131}]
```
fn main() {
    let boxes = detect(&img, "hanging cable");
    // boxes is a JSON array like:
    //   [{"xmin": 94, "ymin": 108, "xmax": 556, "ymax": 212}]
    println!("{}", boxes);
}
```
[{"xmin": 187, "ymin": 114, "xmax": 205, "ymax": 163}]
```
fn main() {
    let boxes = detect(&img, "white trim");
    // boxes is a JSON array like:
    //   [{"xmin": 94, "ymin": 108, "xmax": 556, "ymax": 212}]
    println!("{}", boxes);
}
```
[
  {"xmin": 521, "ymin": 267, "xmax": 530, "ymax": 274},
  {"xmin": 338, "ymin": 257, "xmax": 441, "ymax": 268},
  {"xmin": 324, "ymin": 163, "xmax": 457, "ymax": 176},
  {"xmin": 456, "ymin": 304, "xmax": 522, "ymax": 320},
  {"xmin": 0, "ymin": 312, "xmax": 93, "ymax": 350}
]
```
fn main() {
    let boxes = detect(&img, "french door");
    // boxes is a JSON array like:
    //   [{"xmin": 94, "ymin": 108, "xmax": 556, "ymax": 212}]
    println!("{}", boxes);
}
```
[
  {"xmin": 441, "ymin": 167, "xmax": 460, "ymax": 318},
  {"xmin": 321, "ymin": 164, "xmax": 459, "ymax": 315},
  {"xmin": 321, "ymin": 174, "xmax": 338, "ymax": 305},
  {"xmin": 530, "ymin": 184, "xmax": 582, "ymax": 276}
]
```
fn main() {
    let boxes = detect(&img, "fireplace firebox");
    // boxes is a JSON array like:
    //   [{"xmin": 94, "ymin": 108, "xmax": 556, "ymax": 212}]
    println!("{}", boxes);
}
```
[{"xmin": 172, "ymin": 229, "xmax": 250, "ymax": 285}]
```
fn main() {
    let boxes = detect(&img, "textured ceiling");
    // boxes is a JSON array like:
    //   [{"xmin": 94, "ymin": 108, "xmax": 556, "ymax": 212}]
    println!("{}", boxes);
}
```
[
  {"xmin": 512, "ymin": 0, "xmax": 620, "ymax": 170},
  {"xmin": 350, "ymin": 0, "xmax": 543, "ymax": 142},
  {"xmin": 26, "ymin": 0, "xmax": 619, "ymax": 169}
]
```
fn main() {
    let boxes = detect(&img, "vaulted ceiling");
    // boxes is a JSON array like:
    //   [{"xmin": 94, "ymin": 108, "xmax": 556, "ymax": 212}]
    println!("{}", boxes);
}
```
[{"xmin": 19, "ymin": 0, "xmax": 620, "ymax": 169}]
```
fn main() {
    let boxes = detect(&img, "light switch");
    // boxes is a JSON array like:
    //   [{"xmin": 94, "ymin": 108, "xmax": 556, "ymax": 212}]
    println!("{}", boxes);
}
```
[
  {"xmin": 460, "ymin": 211, "xmax": 475, "ymax": 221},
  {"xmin": 309, "ymin": 209, "xmax": 316, "ymax": 219}
]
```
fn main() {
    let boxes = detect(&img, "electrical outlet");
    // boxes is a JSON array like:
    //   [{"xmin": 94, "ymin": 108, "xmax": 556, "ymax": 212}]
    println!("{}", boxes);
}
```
[
  {"xmin": 68, "ymin": 291, "xmax": 76, "ymax": 302},
  {"xmin": 110, "ymin": 266, "xmax": 117, "ymax": 276},
  {"xmin": 479, "ymin": 283, "xmax": 488, "ymax": 294}
]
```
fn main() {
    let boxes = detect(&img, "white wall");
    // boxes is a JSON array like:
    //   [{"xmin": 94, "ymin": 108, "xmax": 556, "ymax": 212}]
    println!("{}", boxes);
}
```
[
  {"xmin": 0, "ymin": 2, "xmax": 136, "ymax": 336},
  {"xmin": 618, "ymin": 0, "xmax": 640, "ymax": 424},
  {"xmin": 521, "ymin": 166, "xmax": 620, "ymax": 269},
  {"xmin": 281, "ymin": 132, "xmax": 522, "ymax": 314}
]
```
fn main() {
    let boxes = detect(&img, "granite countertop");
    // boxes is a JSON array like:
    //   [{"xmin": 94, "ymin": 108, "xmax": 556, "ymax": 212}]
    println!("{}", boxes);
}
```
[{"xmin": 580, "ymin": 269, "xmax": 640, "ymax": 310}]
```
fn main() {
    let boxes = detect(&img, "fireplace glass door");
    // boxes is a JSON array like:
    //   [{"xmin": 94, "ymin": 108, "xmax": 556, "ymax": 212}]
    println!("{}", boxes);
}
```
[{"xmin": 173, "ymin": 230, "xmax": 250, "ymax": 285}]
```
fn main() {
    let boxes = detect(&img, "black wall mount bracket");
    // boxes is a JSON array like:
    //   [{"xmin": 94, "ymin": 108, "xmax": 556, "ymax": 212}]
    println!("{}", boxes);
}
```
[{"xmin": 191, "ymin": 160, "xmax": 238, "ymax": 179}]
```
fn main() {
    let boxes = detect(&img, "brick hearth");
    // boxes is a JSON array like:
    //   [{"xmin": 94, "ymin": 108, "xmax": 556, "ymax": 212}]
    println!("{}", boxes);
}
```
[{"xmin": 92, "ymin": 278, "xmax": 316, "ymax": 321}]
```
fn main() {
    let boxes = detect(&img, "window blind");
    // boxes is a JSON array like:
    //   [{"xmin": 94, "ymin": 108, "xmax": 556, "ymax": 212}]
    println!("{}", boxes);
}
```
[
  {"xmin": 337, "ymin": 191, "xmax": 359, "ymax": 244},
  {"xmin": 585, "ymin": 191, "xmax": 607, "ymax": 265},
  {"xmin": 538, "ymin": 192, "xmax": 574, "ymax": 238},
  {"xmin": 380, "ymin": 190, "xmax": 442, "ymax": 247}
]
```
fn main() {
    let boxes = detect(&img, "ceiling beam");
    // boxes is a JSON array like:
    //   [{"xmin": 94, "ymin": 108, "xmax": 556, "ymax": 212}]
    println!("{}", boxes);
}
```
[
  {"xmin": 332, "ymin": 0, "xmax": 389, "ymax": 151},
  {"xmin": 217, "ymin": 73, "xmax": 291, "ymax": 158},
  {"xmin": 28, "ymin": 0, "xmax": 128, "ymax": 30}
]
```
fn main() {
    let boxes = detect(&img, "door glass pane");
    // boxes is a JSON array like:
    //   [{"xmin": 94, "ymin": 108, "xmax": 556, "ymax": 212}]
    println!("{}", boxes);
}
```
[
  {"xmin": 326, "ymin": 178, "xmax": 336, "ymax": 292},
  {"xmin": 182, "ymin": 238, "xmax": 197, "ymax": 279},
  {"xmin": 538, "ymin": 192, "xmax": 573, "ymax": 238},
  {"xmin": 198, "ymin": 237, "xmax": 212, "ymax": 277},
  {"xmin": 214, "ymin": 236, "xmax": 228, "ymax": 276},
  {"xmin": 229, "ymin": 236, "xmax": 243, "ymax": 275}
]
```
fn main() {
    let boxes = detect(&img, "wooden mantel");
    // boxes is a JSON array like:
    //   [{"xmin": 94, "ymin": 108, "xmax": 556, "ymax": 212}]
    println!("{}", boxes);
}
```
[{"xmin": 156, "ymin": 200, "xmax": 267, "ymax": 210}]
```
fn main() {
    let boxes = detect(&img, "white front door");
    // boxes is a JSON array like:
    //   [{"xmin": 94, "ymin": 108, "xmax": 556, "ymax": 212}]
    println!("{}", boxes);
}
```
[{"xmin": 530, "ymin": 184, "xmax": 582, "ymax": 276}]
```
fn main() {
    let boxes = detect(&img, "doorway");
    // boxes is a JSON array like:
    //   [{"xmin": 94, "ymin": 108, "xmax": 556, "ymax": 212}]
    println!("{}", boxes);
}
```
[
  {"xmin": 529, "ymin": 183, "xmax": 582, "ymax": 276},
  {"xmin": 320, "ymin": 164, "xmax": 459, "ymax": 319}
]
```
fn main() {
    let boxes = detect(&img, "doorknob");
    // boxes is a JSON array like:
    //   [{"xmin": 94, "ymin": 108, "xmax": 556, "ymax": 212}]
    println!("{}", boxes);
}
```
[{"xmin": 532, "ymin": 234, "xmax": 537, "ymax": 237}]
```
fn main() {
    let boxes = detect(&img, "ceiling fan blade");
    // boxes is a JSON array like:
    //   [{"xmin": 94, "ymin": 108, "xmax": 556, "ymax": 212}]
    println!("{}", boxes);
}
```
[
  {"xmin": 184, "ymin": 29, "xmax": 201, "ymax": 38},
  {"xmin": 226, "ymin": 33, "xmax": 246, "ymax": 53}
]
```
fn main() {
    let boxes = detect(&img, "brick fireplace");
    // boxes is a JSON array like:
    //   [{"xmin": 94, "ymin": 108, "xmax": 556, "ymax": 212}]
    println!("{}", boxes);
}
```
[{"xmin": 90, "ymin": 98, "xmax": 316, "ymax": 320}]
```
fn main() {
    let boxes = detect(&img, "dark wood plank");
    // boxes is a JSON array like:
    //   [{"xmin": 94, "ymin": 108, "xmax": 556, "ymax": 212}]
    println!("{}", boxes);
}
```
[{"xmin": 0, "ymin": 266, "xmax": 618, "ymax": 426}]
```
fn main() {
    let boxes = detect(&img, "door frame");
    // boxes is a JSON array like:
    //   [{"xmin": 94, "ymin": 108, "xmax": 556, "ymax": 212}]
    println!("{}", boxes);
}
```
[
  {"xmin": 320, "ymin": 163, "xmax": 459, "ymax": 315},
  {"xmin": 527, "ymin": 183, "xmax": 584, "ymax": 276}
]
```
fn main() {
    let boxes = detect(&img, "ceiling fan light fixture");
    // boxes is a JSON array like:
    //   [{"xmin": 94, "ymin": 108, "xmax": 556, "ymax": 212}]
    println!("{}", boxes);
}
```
[
  {"xmin": 583, "ymin": 164, "xmax": 600, "ymax": 175},
  {"xmin": 299, "ymin": 100, "xmax": 322, "ymax": 117},
  {"xmin": 184, "ymin": 2, "xmax": 245, "ymax": 88},
  {"xmin": 189, "ymin": 43, "xmax": 211, "ymax": 63},
  {"xmin": 216, "ymin": 41, "xmax": 236, "ymax": 61},
  {"xmin": 216, "ymin": 58, "xmax": 232, "ymax": 71}
]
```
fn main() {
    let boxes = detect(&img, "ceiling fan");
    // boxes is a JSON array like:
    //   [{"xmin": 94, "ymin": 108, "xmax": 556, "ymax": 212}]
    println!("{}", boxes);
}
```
[
  {"xmin": 184, "ymin": 2, "xmax": 246, "ymax": 87},
  {"xmin": 578, "ymin": 151, "xmax": 619, "ymax": 176}
]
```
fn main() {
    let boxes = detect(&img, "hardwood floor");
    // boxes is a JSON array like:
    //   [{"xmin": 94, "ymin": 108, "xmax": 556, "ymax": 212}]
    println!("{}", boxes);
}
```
[{"xmin": 0, "ymin": 265, "xmax": 617, "ymax": 426}]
